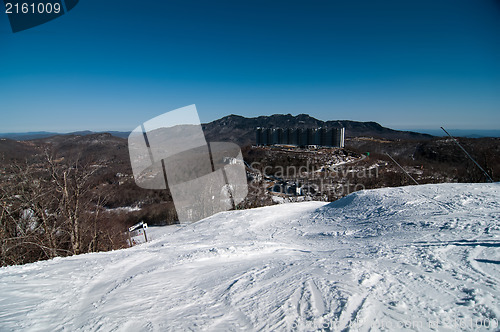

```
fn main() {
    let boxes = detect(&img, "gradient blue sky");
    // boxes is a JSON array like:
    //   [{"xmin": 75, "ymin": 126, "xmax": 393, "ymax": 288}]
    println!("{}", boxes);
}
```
[{"xmin": 1, "ymin": 0, "xmax": 499, "ymax": 132}]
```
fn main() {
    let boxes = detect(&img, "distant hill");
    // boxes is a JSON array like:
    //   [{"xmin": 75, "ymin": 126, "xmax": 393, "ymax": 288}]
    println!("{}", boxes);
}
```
[
  {"xmin": 412, "ymin": 129, "xmax": 500, "ymax": 138},
  {"xmin": 202, "ymin": 114, "xmax": 432, "ymax": 146},
  {"xmin": 1, "ymin": 114, "xmax": 432, "ymax": 144},
  {"xmin": 0, "ymin": 131, "xmax": 60, "ymax": 140},
  {"xmin": 0, "ymin": 131, "xmax": 131, "ymax": 141}
]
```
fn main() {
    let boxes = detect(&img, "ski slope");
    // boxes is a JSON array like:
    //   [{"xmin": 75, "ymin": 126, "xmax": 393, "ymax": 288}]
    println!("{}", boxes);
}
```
[{"xmin": 1, "ymin": 183, "xmax": 499, "ymax": 331}]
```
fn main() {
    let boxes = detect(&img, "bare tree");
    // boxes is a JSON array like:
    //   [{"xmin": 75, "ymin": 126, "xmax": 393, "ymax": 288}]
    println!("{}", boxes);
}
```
[{"xmin": 0, "ymin": 151, "xmax": 127, "ymax": 266}]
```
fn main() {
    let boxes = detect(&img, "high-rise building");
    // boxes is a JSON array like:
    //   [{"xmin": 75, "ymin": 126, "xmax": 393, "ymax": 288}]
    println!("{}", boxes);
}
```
[{"xmin": 255, "ymin": 127, "xmax": 345, "ymax": 147}]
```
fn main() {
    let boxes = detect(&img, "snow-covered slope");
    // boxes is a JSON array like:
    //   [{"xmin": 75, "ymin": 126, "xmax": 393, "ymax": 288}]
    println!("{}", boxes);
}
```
[{"xmin": 1, "ymin": 183, "xmax": 499, "ymax": 331}]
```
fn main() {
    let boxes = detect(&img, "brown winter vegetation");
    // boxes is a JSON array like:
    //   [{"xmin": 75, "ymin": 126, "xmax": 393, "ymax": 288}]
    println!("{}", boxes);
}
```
[
  {"xmin": 241, "ymin": 136, "xmax": 499, "ymax": 206},
  {"xmin": 0, "ymin": 134, "xmax": 178, "ymax": 267},
  {"xmin": 0, "ymin": 132, "xmax": 497, "ymax": 266}
]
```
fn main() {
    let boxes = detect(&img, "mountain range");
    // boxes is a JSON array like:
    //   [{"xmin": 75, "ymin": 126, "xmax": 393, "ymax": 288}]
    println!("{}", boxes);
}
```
[
  {"xmin": 201, "ymin": 114, "xmax": 432, "ymax": 145},
  {"xmin": 0, "ymin": 114, "xmax": 432, "ymax": 144}
]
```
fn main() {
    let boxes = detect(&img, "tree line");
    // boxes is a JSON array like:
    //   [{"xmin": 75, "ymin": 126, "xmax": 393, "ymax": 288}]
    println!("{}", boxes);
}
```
[{"xmin": 0, "ymin": 152, "xmax": 128, "ymax": 266}]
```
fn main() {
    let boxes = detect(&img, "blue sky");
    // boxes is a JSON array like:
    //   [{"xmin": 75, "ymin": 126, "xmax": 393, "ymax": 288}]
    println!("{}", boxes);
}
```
[{"xmin": 1, "ymin": 0, "xmax": 499, "ymax": 132}]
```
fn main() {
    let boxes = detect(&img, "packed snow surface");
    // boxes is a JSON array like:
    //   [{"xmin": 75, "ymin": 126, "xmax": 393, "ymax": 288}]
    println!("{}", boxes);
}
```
[{"xmin": 1, "ymin": 183, "xmax": 499, "ymax": 331}]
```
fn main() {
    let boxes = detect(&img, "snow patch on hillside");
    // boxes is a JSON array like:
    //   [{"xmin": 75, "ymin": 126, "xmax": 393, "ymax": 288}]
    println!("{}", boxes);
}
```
[{"xmin": 1, "ymin": 183, "xmax": 499, "ymax": 331}]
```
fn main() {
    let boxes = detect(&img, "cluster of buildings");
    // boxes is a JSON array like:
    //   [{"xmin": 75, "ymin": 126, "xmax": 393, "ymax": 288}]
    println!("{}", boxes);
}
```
[{"xmin": 256, "ymin": 127, "xmax": 345, "ymax": 148}]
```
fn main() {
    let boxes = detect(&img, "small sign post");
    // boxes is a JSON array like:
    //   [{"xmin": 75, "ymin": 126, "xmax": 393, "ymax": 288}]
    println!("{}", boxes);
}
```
[{"xmin": 128, "ymin": 221, "xmax": 148, "ymax": 246}]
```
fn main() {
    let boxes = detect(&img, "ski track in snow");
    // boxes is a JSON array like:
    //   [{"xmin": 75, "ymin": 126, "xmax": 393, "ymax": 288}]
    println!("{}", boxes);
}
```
[{"xmin": 1, "ymin": 183, "xmax": 499, "ymax": 331}]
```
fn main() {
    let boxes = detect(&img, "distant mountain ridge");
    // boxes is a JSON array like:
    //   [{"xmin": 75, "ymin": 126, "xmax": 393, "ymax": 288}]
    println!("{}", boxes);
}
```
[
  {"xmin": 1, "ymin": 114, "xmax": 432, "ymax": 144},
  {"xmin": 202, "ymin": 114, "xmax": 432, "ymax": 146},
  {"xmin": 0, "ymin": 131, "xmax": 130, "ymax": 141},
  {"xmin": 411, "ymin": 129, "xmax": 500, "ymax": 138}
]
